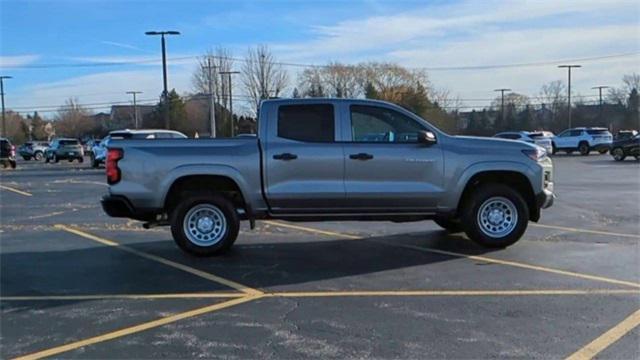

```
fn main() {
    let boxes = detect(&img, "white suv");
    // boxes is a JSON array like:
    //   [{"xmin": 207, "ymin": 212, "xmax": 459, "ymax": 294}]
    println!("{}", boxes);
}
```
[
  {"xmin": 552, "ymin": 127, "xmax": 612, "ymax": 155},
  {"xmin": 91, "ymin": 129, "xmax": 187, "ymax": 168}
]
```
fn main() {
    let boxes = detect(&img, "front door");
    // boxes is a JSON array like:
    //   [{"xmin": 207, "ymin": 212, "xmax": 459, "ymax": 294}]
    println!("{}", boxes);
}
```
[
  {"xmin": 264, "ymin": 103, "xmax": 345, "ymax": 213},
  {"xmin": 342, "ymin": 104, "xmax": 444, "ymax": 212}
]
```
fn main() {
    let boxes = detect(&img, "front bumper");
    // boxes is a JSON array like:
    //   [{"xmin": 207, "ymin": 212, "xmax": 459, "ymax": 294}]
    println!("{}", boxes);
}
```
[{"xmin": 536, "ymin": 184, "xmax": 555, "ymax": 209}]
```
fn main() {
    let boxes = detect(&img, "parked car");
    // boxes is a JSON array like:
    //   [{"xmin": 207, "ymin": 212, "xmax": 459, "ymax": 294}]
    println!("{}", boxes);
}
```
[
  {"xmin": 493, "ymin": 131, "xmax": 553, "ymax": 153},
  {"xmin": 614, "ymin": 130, "xmax": 638, "ymax": 141},
  {"xmin": 551, "ymin": 127, "xmax": 613, "ymax": 155},
  {"xmin": 44, "ymin": 138, "xmax": 84, "ymax": 163},
  {"xmin": 17, "ymin": 141, "xmax": 49, "ymax": 161},
  {"xmin": 610, "ymin": 134, "xmax": 639, "ymax": 161},
  {"xmin": 83, "ymin": 139, "xmax": 98, "ymax": 156},
  {"xmin": 101, "ymin": 98, "xmax": 554, "ymax": 256},
  {"xmin": 91, "ymin": 129, "xmax": 187, "ymax": 168},
  {"xmin": 0, "ymin": 137, "xmax": 17, "ymax": 169}
]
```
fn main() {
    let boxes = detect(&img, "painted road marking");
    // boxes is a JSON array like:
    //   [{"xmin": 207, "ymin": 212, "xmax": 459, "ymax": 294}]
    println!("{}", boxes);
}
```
[
  {"xmin": 0, "ymin": 184, "xmax": 32, "ymax": 197},
  {"xmin": 0, "ymin": 293, "xmax": 245, "ymax": 301},
  {"xmin": 55, "ymin": 224, "xmax": 263, "ymax": 296},
  {"xmin": 265, "ymin": 221, "xmax": 640, "ymax": 289},
  {"xmin": 13, "ymin": 295, "xmax": 263, "ymax": 360},
  {"xmin": 269, "ymin": 289, "xmax": 640, "ymax": 297},
  {"xmin": 566, "ymin": 308, "xmax": 640, "ymax": 360},
  {"xmin": 530, "ymin": 223, "xmax": 640, "ymax": 239}
]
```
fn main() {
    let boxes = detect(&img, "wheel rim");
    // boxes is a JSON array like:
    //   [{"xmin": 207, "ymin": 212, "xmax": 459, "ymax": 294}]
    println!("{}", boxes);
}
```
[
  {"xmin": 35, "ymin": 152, "xmax": 42, "ymax": 160},
  {"xmin": 183, "ymin": 204, "xmax": 227, "ymax": 246},
  {"xmin": 477, "ymin": 197, "xmax": 518, "ymax": 238},
  {"xmin": 613, "ymin": 148, "xmax": 624, "ymax": 160}
]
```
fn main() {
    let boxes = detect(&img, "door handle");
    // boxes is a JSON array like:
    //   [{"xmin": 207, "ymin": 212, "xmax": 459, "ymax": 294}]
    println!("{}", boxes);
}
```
[
  {"xmin": 273, "ymin": 152, "xmax": 298, "ymax": 161},
  {"xmin": 349, "ymin": 153, "xmax": 374, "ymax": 160}
]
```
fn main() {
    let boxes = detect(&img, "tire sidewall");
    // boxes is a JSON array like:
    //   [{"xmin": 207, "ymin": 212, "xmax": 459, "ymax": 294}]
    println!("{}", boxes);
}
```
[
  {"xmin": 579, "ymin": 142, "xmax": 589, "ymax": 156},
  {"xmin": 612, "ymin": 148, "xmax": 625, "ymax": 161},
  {"xmin": 34, "ymin": 151, "xmax": 43, "ymax": 161},
  {"xmin": 462, "ymin": 184, "xmax": 529, "ymax": 248},
  {"xmin": 170, "ymin": 195, "xmax": 239, "ymax": 256}
]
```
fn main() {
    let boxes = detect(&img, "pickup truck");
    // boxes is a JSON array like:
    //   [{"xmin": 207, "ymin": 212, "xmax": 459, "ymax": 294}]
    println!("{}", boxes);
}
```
[{"xmin": 102, "ymin": 98, "xmax": 555, "ymax": 256}]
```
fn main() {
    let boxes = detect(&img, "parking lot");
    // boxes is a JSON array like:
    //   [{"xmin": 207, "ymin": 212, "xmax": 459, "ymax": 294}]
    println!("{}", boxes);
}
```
[{"xmin": 1, "ymin": 154, "xmax": 639, "ymax": 359}]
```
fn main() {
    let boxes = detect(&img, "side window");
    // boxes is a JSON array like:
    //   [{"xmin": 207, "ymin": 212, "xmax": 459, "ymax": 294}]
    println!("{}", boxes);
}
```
[
  {"xmin": 499, "ymin": 134, "xmax": 520, "ymax": 140},
  {"xmin": 558, "ymin": 131, "xmax": 569, "ymax": 137},
  {"xmin": 569, "ymin": 130, "xmax": 583, "ymax": 137},
  {"xmin": 277, "ymin": 104, "xmax": 335, "ymax": 142},
  {"xmin": 350, "ymin": 105, "xmax": 424, "ymax": 143},
  {"xmin": 155, "ymin": 132, "xmax": 173, "ymax": 139}
]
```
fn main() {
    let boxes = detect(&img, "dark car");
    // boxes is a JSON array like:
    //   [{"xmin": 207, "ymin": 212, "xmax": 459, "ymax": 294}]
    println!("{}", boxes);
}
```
[
  {"xmin": 44, "ymin": 138, "xmax": 84, "ymax": 163},
  {"xmin": 610, "ymin": 134, "xmax": 639, "ymax": 161},
  {"xmin": 614, "ymin": 130, "xmax": 638, "ymax": 141},
  {"xmin": 0, "ymin": 137, "xmax": 17, "ymax": 169}
]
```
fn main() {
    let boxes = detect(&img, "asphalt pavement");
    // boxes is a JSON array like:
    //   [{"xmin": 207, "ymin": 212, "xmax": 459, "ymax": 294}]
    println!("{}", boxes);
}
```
[{"xmin": 1, "ymin": 154, "xmax": 638, "ymax": 359}]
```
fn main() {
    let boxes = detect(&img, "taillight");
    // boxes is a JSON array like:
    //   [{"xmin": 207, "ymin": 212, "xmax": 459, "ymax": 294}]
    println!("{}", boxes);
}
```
[
  {"xmin": 10, "ymin": 145, "xmax": 15, "ymax": 157},
  {"xmin": 106, "ymin": 148, "xmax": 123, "ymax": 185}
]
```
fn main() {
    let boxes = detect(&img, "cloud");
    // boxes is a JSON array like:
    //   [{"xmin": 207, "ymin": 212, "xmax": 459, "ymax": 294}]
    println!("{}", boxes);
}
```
[
  {"xmin": 0, "ymin": 55, "xmax": 40, "ymax": 68},
  {"xmin": 101, "ymin": 41, "xmax": 150, "ymax": 53}
]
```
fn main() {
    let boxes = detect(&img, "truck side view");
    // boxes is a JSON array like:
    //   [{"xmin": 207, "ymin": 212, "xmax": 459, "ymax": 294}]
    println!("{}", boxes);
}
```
[{"xmin": 101, "ymin": 98, "xmax": 554, "ymax": 256}]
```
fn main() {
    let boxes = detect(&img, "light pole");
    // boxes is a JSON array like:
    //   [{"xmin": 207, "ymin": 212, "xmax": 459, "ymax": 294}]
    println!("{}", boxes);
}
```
[
  {"xmin": 145, "ymin": 30, "xmax": 180, "ymax": 129},
  {"xmin": 126, "ymin": 91, "xmax": 143, "ymax": 129},
  {"xmin": 494, "ymin": 88, "xmax": 511, "ymax": 129},
  {"xmin": 203, "ymin": 58, "xmax": 217, "ymax": 137},
  {"xmin": 0, "ymin": 76, "xmax": 12, "ymax": 137},
  {"xmin": 219, "ymin": 71, "xmax": 240, "ymax": 137},
  {"xmin": 558, "ymin": 65, "xmax": 581, "ymax": 128}
]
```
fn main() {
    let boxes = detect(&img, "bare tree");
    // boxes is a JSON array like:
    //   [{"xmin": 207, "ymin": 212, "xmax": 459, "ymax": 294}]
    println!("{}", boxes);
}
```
[
  {"xmin": 322, "ymin": 62, "xmax": 361, "ymax": 98},
  {"xmin": 241, "ymin": 45, "xmax": 289, "ymax": 114},
  {"xmin": 192, "ymin": 47, "xmax": 234, "ymax": 110},
  {"xmin": 297, "ymin": 67, "xmax": 325, "ymax": 97},
  {"xmin": 54, "ymin": 98, "xmax": 94, "ymax": 138},
  {"xmin": 429, "ymin": 87, "xmax": 463, "ymax": 113},
  {"xmin": 608, "ymin": 73, "xmax": 640, "ymax": 105}
]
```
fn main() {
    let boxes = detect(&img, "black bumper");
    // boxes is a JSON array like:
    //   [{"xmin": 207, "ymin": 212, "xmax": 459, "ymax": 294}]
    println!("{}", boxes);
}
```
[{"xmin": 101, "ymin": 195, "xmax": 157, "ymax": 221}]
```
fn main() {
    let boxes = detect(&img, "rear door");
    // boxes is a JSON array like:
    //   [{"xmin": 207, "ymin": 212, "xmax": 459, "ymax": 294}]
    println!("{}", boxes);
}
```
[
  {"xmin": 342, "ymin": 104, "xmax": 444, "ymax": 211},
  {"xmin": 264, "ymin": 103, "xmax": 345, "ymax": 213}
]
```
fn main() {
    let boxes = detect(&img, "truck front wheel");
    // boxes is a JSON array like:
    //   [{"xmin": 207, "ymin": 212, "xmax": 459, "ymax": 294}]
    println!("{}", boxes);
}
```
[
  {"xmin": 170, "ymin": 194, "xmax": 239, "ymax": 256},
  {"xmin": 461, "ymin": 184, "xmax": 529, "ymax": 248}
]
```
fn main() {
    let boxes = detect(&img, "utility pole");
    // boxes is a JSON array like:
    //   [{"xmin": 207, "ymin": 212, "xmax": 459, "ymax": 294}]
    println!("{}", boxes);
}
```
[
  {"xmin": 145, "ymin": 30, "xmax": 180, "ymax": 129},
  {"xmin": 494, "ymin": 88, "xmax": 511, "ymax": 130},
  {"xmin": 219, "ymin": 71, "xmax": 240, "ymax": 137},
  {"xmin": 592, "ymin": 85, "xmax": 610, "ymax": 130},
  {"xmin": 0, "ymin": 76, "xmax": 12, "ymax": 138},
  {"xmin": 558, "ymin": 65, "xmax": 581, "ymax": 128},
  {"xmin": 203, "ymin": 58, "xmax": 217, "ymax": 137},
  {"xmin": 126, "ymin": 91, "xmax": 143, "ymax": 129}
]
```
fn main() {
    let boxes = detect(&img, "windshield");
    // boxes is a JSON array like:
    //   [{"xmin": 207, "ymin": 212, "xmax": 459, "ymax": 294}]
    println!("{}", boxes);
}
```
[{"xmin": 59, "ymin": 140, "xmax": 79, "ymax": 146}]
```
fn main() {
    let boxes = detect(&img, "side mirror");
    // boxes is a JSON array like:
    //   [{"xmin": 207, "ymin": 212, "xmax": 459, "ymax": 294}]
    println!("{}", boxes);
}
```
[{"xmin": 418, "ymin": 131, "xmax": 437, "ymax": 146}]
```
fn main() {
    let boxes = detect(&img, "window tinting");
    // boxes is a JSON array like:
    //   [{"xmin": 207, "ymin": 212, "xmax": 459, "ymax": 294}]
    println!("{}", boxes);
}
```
[
  {"xmin": 586, "ymin": 129, "xmax": 609, "ymax": 135},
  {"xmin": 569, "ymin": 130, "xmax": 583, "ymax": 136},
  {"xmin": 278, "ymin": 104, "xmax": 335, "ymax": 142},
  {"xmin": 350, "ymin": 105, "xmax": 424, "ymax": 143},
  {"xmin": 60, "ymin": 140, "xmax": 79, "ymax": 146}
]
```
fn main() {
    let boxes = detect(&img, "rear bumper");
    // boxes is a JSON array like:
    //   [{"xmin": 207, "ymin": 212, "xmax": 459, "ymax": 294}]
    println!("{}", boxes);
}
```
[{"xmin": 101, "ymin": 195, "xmax": 157, "ymax": 221}]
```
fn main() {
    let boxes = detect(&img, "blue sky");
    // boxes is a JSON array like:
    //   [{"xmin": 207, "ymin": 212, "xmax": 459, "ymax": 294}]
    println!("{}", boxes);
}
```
[{"xmin": 1, "ymin": 0, "xmax": 639, "ymax": 117}]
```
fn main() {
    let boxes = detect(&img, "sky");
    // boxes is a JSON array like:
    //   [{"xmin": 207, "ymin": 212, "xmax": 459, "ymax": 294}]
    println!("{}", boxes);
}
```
[{"xmin": 1, "ymin": 0, "xmax": 639, "ymax": 117}]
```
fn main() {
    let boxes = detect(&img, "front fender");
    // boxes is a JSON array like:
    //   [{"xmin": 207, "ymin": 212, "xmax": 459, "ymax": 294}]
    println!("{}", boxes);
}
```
[{"xmin": 440, "ymin": 161, "xmax": 539, "ymax": 211}]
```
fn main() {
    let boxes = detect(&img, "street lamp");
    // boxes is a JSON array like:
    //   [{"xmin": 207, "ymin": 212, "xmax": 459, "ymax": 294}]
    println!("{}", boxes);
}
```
[
  {"xmin": 558, "ymin": 65, "xmax": 581, "ymax": 128},
  {"xmin": 126, "ymin": 91, "xmax": 143, "ymax": 129},
  {"xmin": 145, "ymin": 30, "xmax": 180, "ymax": 129},
  {"xmin": 592, "ymin": 85, "xmax": 610, "ymax": 129},
  {"xmin": 0, "ymin": 76, "xmax": 12, "ymax": 138},
  {"xmin": 219, "ymin": 71, "xmax": 240, "ymax": 137}
]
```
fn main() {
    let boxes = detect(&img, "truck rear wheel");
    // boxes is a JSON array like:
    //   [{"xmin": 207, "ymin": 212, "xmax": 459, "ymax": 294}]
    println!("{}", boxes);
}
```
[
  {"xmin": 461, "ymin": 184, "xmax": 529, "ymax": 248},
  {"xmin": 170, "ymin": 194, "xmax": 239, "ymax": 256}
]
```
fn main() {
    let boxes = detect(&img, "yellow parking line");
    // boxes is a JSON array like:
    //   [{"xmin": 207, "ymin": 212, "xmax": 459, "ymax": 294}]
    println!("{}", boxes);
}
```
[
  {"xmin": 0, "ymin": 293, "xmax": 245, "ymax": 301},
  {"xmin": 55, "ymin": 225, "xmax": 263, "ymax": 296},
  {"xmin": 265, "ymin": 221, "xmax": 640, "ymax": 289},
  {"xmin": 566, "ymin": 308, "xmax": 640, "ymax": 360},
  {"xmin": 269, "ymin": 289, "xmax": 640, "ymax": 298},
  {"xmin": 12, "ymin": 295, "xmax": 263, "ymax": 360},
  {"xmin": 531, "ymin": 223, "xmax": 640, "ymax": 239},
  {"xmin": 0, "ymin": 184, "xmax": 32, "ymax": 197}
]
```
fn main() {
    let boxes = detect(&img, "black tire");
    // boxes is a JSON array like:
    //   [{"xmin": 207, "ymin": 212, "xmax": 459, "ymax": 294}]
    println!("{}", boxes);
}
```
[
  {"xmin": 78, "ymin": 157, "xmax": 84, "ymax": 163},
  {"xmin": 170, "ymin": 194, "xmax": 239, "ymax": 256},
  {"xmin": 551, "ymin": 143, "xmax": 557, "ymax": 155},
  {"xmin": 461, "ymin": 184, "xmax": 529, "ymax": 248},
  {"xmin": 9, "ymin": 160, "xmax": 16, "ymax": 169},
  {"xmin": 34, "ymin": 151, "xmax": 43, "ymax": 161},
  {"xmin": 91, "ymin": 158, "xmax": 99, "ymax": 168},
  {"xmin": 611, "ymin": 147, "xmax": 626, "ymax": 161},
  {"xmin": 578, "ymin": 142, "xmax": 590, "ymax": 156},
  {"xmin": 44, "ymin": 155, "xmax": 50, "ymax": 163},
  {"xmin": 53, "ymin": 154, "xmax": 59, "ymax": 163},
  {"xmin": 434, "ymin": 217, "xmax": 464, "ymax": 233},
  {"xmin": 22, "ymin": 156, "xmax": 31, "ymax": 161}
]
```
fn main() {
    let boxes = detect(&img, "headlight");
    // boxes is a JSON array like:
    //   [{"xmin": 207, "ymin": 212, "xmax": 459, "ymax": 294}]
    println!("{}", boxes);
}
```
[{"xmin": 522, "ymin": 146, "xmax": 547, "ymax": 161}]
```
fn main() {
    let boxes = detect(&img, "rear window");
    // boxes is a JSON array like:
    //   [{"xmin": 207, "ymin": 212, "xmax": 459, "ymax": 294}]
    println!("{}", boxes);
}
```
[
  {"xmin": 277, "ymin": 104, "xmax": 335, "ymax": 142},
  {"xmin": 528, "ymin": 133, "xmax": 546, "ymax": 138},
  {"xmin": 586, "ymin": 129, "xmax": 610, "ymax": 135},
  {"xmin": 60, "ymin": 140, "xmax": 79, "ymax": 146}
]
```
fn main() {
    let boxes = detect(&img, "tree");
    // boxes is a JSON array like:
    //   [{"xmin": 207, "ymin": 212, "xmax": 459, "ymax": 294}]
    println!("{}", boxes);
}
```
[
  {"xmin": 297, "ymin": 67, "xmax": 325, "ymax": 97},
  {"xmin": 145, "ymin": 90, "xmax": 187, "ymax": 131},
  {"xmin": 241, "ymin": 45, "xmax": 288, "ymax": 114},
  {"xmin": 29, "ymin": 112, "xmax": 48, "ymax": 140},
  {"xmin": 192, "ymin": 47, "xmax": 234, "ymax": 121},
  {"xmin": 608, "ymin": 73, "xmax": 640, "ymax": 105},
  {"xmin": 53, "ymin": 98, "xmax": 94, "ymax": 138}
]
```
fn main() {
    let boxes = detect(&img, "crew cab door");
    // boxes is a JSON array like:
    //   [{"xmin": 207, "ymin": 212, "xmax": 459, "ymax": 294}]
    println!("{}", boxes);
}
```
[
  {"xmin": 341, "ymin": 104, "xmax": 444, "ymax": 211},
  {"xmin": 264, "ymin": 103, "xmax": 345, "ymax": 213}
]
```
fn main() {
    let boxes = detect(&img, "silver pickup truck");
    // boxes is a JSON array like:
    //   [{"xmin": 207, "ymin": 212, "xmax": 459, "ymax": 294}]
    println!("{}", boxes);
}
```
[{"xmin": 102, "ymin": 98, "xmax": 554, "ymax": 256}]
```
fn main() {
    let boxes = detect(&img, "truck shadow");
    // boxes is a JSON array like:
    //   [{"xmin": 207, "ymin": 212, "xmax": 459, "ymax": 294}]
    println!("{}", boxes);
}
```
[{"xmin": 1, "ymin": 229, "xmax": 496, "ymax": 312}]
